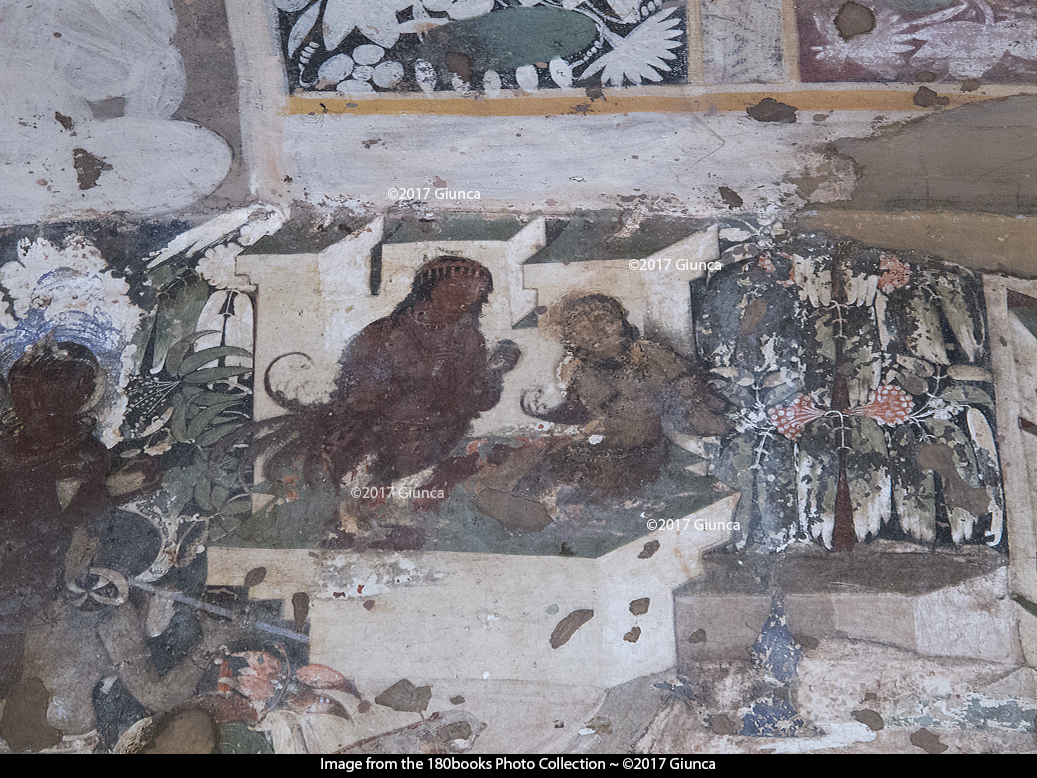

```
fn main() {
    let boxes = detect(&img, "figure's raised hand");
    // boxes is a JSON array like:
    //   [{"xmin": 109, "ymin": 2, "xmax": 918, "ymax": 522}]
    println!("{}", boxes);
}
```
[{"xmin": 489, "ymin": 339, "xmax": 521, "ymax": 374}]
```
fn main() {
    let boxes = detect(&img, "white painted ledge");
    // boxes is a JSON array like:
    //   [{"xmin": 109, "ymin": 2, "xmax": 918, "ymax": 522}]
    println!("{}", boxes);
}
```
[{"xmin": 209, "ymin": 493, "xmax": 738, "ymax": 690}]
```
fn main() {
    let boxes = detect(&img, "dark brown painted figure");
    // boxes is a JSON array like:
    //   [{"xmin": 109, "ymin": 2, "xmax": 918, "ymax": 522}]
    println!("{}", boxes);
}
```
[
  {"xmin": 266, "ymin": 256, "xmax": 520, "ymax": 490},
  {"xmin": 519, "ymin": 295, "xmax": 731, "ymax": 499},
  {"xmin": 0, "ymin": 340, "xmax": 111, "ymax": 749},
  {"xmin": 323, "ymin": 256, "xmax": 519, "ymax": 486}
]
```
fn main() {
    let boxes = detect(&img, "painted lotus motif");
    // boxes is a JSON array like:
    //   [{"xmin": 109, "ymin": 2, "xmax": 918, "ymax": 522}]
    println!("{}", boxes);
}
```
[
  {"xmin": 768, "ymin": 394, "xmax": 826, "ymax": 440},
  {"xmin": 850, "ymin": 384, "xmax": 914, "ymax": 425}
]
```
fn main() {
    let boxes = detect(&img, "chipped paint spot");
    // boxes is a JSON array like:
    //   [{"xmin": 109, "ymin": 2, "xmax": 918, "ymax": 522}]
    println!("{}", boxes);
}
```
[
  {"xmin": 747, "ymin": 98, "xmax": 797, "ymax": 123},
  {"xmin": 550, "ymin": 609, "xmax": 594, "ymax": 649},
  {"xmin": 630, "ymin": 597, "xmax": 650, "ymax": 616}
]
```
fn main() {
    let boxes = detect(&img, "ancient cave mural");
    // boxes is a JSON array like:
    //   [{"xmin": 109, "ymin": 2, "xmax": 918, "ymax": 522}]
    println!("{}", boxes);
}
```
[{"xmin": 0, "ymin": 210, "xmax": 1014, "ymax": 752}]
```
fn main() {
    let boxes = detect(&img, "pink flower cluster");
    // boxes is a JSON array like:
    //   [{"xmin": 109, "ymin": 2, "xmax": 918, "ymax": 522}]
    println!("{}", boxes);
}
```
[
  {"xmin": 877, "ymin": 252, "xmax": 911, "ymax": 291},
  {"xmin": 849, "ymin": 384, "xmax": 914, "ymax": 426},
  {"xmin": 767, "ymin": 394, "xmax": 825, "ymax": 440},
  {"xmin": 768, "ymin": 385, "xmax": 914, "ymax": 440}
]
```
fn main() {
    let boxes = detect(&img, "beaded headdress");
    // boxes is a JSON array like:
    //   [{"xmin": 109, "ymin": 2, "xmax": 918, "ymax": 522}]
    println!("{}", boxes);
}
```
[{"xmin": 415, "ymin": 256, "xmax": 493, "ymax": 294}]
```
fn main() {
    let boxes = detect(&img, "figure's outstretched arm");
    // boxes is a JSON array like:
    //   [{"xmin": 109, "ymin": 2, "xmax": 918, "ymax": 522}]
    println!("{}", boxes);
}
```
[{"xmin": 662, "ymin": 371, "xmax": 734, "ymax": 438}]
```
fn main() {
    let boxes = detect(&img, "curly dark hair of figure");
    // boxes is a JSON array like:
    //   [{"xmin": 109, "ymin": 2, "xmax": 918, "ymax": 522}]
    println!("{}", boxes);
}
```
[
  {"xmin": 560, "ymin": 294, "xmax": 640, "ymax": 347},
  {"xmin": 261, "ymin": 256, "xmax": 494, "ymax": 412},
  {"xmin": 7, "ymin": 339, "xmax": 100, "ymax": 434},
  {"xmin": 389, "ymin": 255, "xmax": 493, "ymax": 324}
]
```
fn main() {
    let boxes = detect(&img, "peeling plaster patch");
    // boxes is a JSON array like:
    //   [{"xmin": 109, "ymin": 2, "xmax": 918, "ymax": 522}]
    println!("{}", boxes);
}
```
[
  {"xmin": 88, "ymin": 96, "xmax": 125, "ymax": 120},
  {"xmin": 910, "ymin": 727, "xmax": 948, "ymax": 753},
  {"xmin": 550, "ymin": 609, "xmax": 594, "ymax": 648},
  {"xmin": 852, "ymin": 709, "xmax": 885, "ymax": 731},
  {"xmin": 375, "ymin": 680, "xmax": 431, "ymax": 713},
  {"xmin": 719, "ymin": 187, "xmax": 743, "ymax": 209},
  {"xmin": 834, "ymin": 3, "xmax": 876, "ymax": 40},
  {"xmin": 797, "ymin": 634, "xmax": 820, "ymax": 651},
  {"xmin": 639, "ymin": 540, "xmax": 661, "ymax": 559},
  {"xmin": 0, "ymin": 678, "xmax": 63, "ymax": 752},
  {"xmin": 292, "ymin": 592, "xmax": 309, "ymax": 628},
  {"xmin": 761, "ymin": 721, "xmax": 876, "ymax": 752},
  {"xmin": 72, "ymin": 148, "xmax": 112, "ymax": 190},
  {"xmin": 913, "ymin": 86, "xmax": 950, "ymax": 108},
  {"xmin": 747, "ymin": 98, "xmax": 797, "ymax": 124},
  {"xmin": 710, "ymin": 713, "xmax": 740, "ymax": 735}
]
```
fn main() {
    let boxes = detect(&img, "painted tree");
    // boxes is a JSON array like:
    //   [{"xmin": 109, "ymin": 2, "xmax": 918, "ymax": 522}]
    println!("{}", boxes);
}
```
[{"xmin": 698, "ymin": 229, "xmax": 1003, "ymax": 552}]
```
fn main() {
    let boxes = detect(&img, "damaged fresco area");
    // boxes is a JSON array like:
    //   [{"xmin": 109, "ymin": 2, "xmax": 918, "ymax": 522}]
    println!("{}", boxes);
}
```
[
  {"xmin": 0, "ymin": 206, "xmax": 1022, "ymax": 753},
  {"xmin": 228, "ymin": 211, "xmax": 733, "ymax": 557},
  {"xmin": 0, "ymin": 0, "xmax": 237, "ymax": 224},
  {"xmin": 799, "ymin": 0, "xmax": 1037, "ymax": 84},
  {"xmin": 702, "ymin": 225, "xmax": 1005, "ymax": 552}
]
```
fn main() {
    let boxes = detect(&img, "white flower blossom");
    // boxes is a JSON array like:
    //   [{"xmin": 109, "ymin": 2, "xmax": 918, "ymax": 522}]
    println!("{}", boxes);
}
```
[{"xmin": 196, "ymin": 243, "xmax": 256, "ymax": 293}]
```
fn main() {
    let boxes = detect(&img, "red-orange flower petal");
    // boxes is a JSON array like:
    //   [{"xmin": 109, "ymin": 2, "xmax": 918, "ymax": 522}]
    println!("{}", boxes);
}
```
[
  {"xmin": 850, "ymin": 385, "xmax": 913, "ymax": 425},
  {"xmin": 768, "ymin": 395, "xmax": 825, "ymax": 440}
]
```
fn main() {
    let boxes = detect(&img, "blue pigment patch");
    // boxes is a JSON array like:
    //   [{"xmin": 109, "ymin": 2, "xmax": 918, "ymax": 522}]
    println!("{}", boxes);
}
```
[
  {"xmin": 750, "ymin": 591, "xmax": 802, "ymax": 685},
  {"xmin": 737, "ymin": 590, "xmax": 818, "ymax": 737}
]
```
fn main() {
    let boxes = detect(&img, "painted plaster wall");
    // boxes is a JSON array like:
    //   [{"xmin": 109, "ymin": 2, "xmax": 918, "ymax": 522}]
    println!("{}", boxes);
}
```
[{"xmin": 0, "ymin": 0, "xmax": 1036, "ymax": 755}]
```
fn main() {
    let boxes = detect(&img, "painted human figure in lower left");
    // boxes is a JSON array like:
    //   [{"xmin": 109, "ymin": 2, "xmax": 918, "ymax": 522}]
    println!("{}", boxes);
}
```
[{"xmin": 0, "ymin": 339, "xmax": 111, "ymax": 751}]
